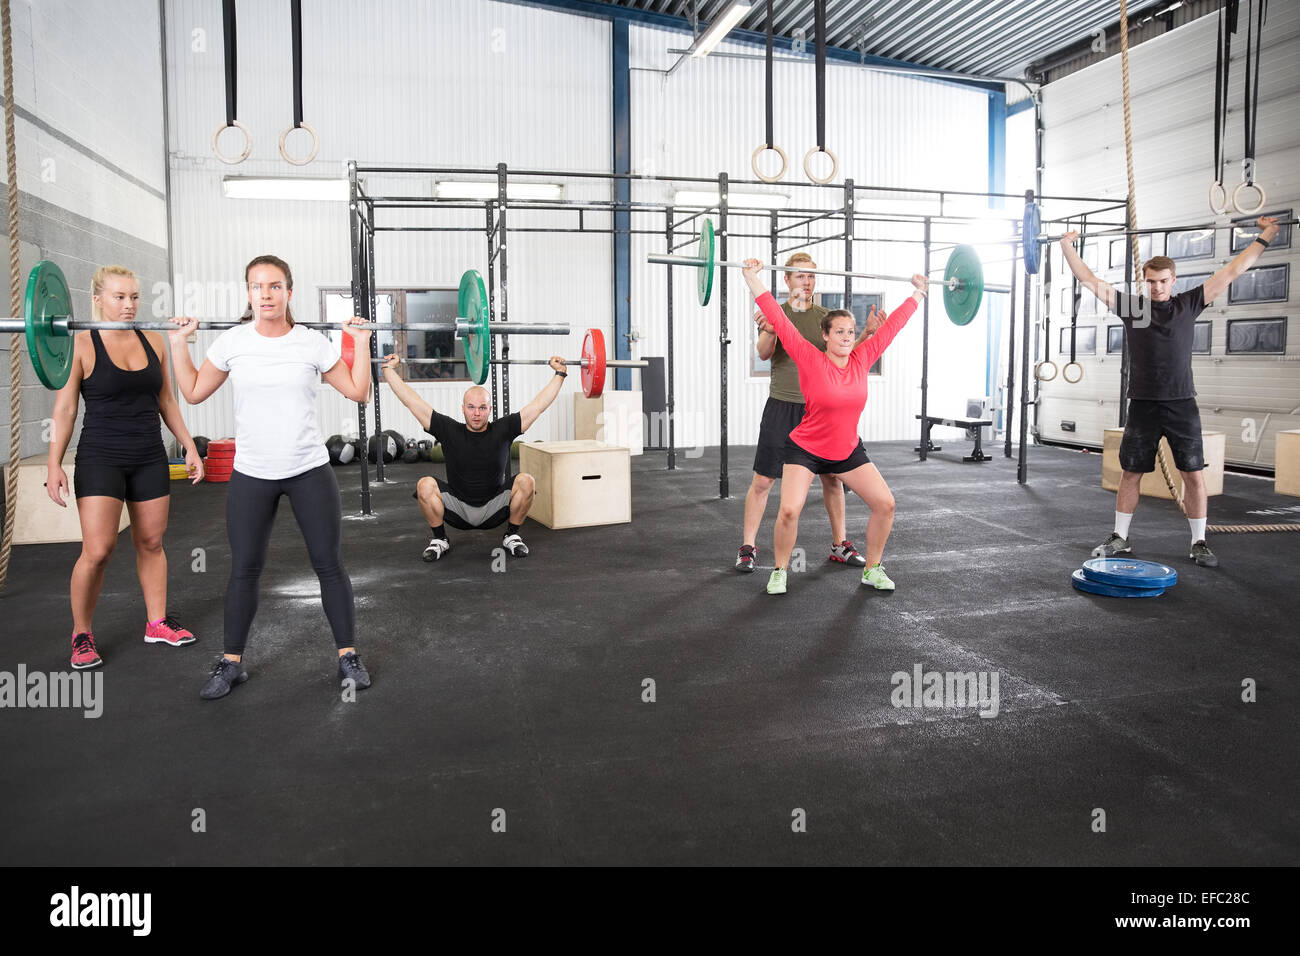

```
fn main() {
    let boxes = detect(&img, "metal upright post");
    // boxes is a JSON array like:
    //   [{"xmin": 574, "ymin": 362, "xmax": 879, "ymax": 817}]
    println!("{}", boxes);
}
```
[
  {"xmin": 843, "ymin": 178, "xmax": 854, "ymax": 310},
  {"xmin": 718, "ymin": 172, "xmax": 730, "ymax": 499},
  {"xmin": 497, "ymin": 162, "xmax": 510, "ymax": 416},
  {"xmin": 348, "ymin": 161, "xmax": 373, "ymax": 515},
  {"xmin": 1005, "ymin": 241, "xmax": 1017, "ymax": 459},
  {"xmin": 366, "ymin": 210, "xmax": 385, "ymax": 484},
  {"xmin": 666, "ymin": 207, "xmax": 676, "ymax": 470},
  {"xmin": 486, "ymin": 200, "xmax": 497, "ymax": 417},
  {"xmin": 918, "ymin": 216, "xmax": 931, "ymax": 461}
]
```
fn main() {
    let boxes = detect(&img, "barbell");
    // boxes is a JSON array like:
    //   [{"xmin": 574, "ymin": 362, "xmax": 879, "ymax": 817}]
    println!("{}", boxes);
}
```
[
  {"xmin": 646, "ymin": 218, "xmax": 1011, "ymax": 327},
  {"xmin": 1, "ymin": 261, "xmax": 566, "ymax": 390},
  {"xmin": 1020, "ymin": 200, "xmax": 1299, "ymax": 275},
  {"xmin": 369, "ymin": 329, "xmax": 647, "ymax": 399}
]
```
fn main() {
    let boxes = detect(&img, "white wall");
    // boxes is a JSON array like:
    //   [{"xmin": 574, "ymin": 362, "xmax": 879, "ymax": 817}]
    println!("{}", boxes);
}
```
[
  {"xmin": 2, "ymin": 0, "xmax": 167, "ymax": 462},
  {"xmin": 1036, "ymin": 5, "xmax": 1300, "ymax": 468}
]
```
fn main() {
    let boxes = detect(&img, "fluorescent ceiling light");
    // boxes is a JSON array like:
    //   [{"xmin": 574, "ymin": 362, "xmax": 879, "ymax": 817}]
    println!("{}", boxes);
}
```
[
  {"xmin": 690, "ymin": 2, "xmax": 752, "ymax": 57},
  {"xmin": 221, "ymin": 177, "xmax": 348, "ymax": 201},
  {"xmin": 674, "ymin": 189, "xmax": 788, "ymax": 210},
  {"xmin": 435, "ymin": 181, "xmax": 564, "ymax": 201}
]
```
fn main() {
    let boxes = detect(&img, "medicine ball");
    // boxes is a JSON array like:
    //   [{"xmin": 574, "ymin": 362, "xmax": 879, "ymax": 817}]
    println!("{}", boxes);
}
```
[
  {"xmin": 193, "ymin": 435, "xmax": 210, "ymax": 459},
  {"xmin": 401, "ymin": 439, "xmax": 420, "ymax": 464},
  {"xmin": 326, "ymin": 434, "xmax": 345, "ymax": 465},
  {"xmin": 368, "ymin": 432, "xmax": 398, "ymax": 464}
]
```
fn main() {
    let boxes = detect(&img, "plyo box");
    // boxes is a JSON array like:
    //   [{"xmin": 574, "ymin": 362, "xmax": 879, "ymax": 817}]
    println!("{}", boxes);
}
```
[
  {"xmin": 1102, "ymin": 428, "xmax": 1225, "ymax": 498},
  {"xmin": 519, "ymin": 440, "xmax": 631, "ymax": 529}
]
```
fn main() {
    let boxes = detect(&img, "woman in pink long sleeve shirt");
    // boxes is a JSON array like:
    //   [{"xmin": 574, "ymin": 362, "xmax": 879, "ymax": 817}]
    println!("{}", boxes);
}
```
[{"xmin": 741, "ymin": 259, "xmax": 927, "ymax": 595}]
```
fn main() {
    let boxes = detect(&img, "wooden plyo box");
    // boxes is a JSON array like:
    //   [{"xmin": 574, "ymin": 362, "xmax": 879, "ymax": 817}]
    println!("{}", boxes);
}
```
[
  {"xmin": 3, "ymin": 455, "xmax": 130, "ymax": 544},
  {"xmin": 1276, "ymin": 430, "xmax": 1300, "ymax": 497},
  {"xmin": 519, "ymin": 440, "xmax": 631, "ymax": 530},
  {"xmin": 1101, "ymin": 428, "xmax": 1225, "ymax": 498}
]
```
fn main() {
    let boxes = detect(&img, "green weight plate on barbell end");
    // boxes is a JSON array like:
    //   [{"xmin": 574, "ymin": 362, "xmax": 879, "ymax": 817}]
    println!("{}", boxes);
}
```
[
  {"xmin": 942, "ymin": 244, "xmax": 984, "ymax": 327},
  {"xmin": 698, "ymin": 218, "xmax": 715, "ymax": 307},
  {"xmin": 458, "ymin": 268, "xmax": 490, "ymax": 385},
  {"xmin": 24, "ymin": 260, "xmax": 74, "ymax": 389},
  {"xmin": 1023, "ymin": 202, "xmax": 1042, "ymax": 275}
]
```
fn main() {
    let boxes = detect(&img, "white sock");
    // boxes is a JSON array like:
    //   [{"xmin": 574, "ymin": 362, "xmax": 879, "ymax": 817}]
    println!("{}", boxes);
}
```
[
  {"xmin": 1114, "ymin": 512, "xmax": 1133, "ymax": 539},
  {"xmin": 1189, "ymin": 517, "xmax": 1206, "ymax": 544}
]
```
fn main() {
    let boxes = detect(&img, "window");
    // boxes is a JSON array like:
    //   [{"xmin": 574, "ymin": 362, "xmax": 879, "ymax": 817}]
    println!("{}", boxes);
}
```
[
  {"xmin": 1228, "ymin": 264, "xmax": 1289, "ymax": 304},
  {"xmin": 1061, "ymin": 286, "xmax": 1098, "ymax": 316},
  {"xmin": 1107, "ymin": 325, "xmax": 1124, "ymax": 353},
  {"xmin": 1192, "ymin": 321, "xmax": 1211, "ymax": 354},
  {"xmin": 320, "ymin": 287, "xmax": 470, "ymax": 381},
  {"xmin": 1166, "ymin": 228, "xmax": 1215, "ymax": 261},
  {"xmin": 1226, "ymin": 317, "xmax": 1286, "ymax": 354},
  {"xmin": 1109, "ymin": 234, "xmax": 1155, "ymax": 270},
  {"xmin": 1231, "ymin": 209, "xmax": 1292, "ymax": 253},
  {"xmin": 1172, "ymin": 272, "xmax": 1209, "ymax": 296},
  {"xmin": 1059, "ymin": 325, "xmax": 1096, "ymax": 355}
]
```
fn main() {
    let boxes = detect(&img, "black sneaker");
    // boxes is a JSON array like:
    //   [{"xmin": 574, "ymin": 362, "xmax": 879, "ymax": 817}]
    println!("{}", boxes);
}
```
[
  {"xmin": 338, "ymin": 651, "xmax": 372, "ymax": 690},
  {"xmin": 736, "ymin": 544, "xmax": 756, "ymax": 573},
  {"xmin": 1190, "ymin": 540, "xmax": 1219, "ymax": 567},
  {"xmin": 502, "ymin": 533, "xmax": 529, "ymax": 557},
  {"xmin": 1092, "ymin": 532, "xmax": 1132, "ymax": 558},
  {"xmin": 200, "ymin": 657, "xmax": 247, "ymax": 700}
]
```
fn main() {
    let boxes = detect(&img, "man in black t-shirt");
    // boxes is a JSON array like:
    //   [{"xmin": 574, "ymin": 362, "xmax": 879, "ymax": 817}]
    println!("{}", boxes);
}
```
[
  {"xmin": 1059, "ymin": 215, "xmax": 1280, "ymax": 567},
  {"xmin": 380, "ymin": 354, "xmax": 569, "ymax": 561}
]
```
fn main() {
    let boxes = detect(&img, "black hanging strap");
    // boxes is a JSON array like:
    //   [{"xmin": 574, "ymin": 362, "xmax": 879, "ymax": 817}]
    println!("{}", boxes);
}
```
[
  {"xmin": 814, "ymin": 0, "xmax": 827, "ymax": 150},
  {"xmin": 290, "ymin": 0, "xmax": 304, "ymax": 128},
  {"xmin": 1212, "ymin": 1, "xmax": 1238, "ymax": 185},
  {"xmin": 1242, "ymin": 0, "xmax": 1267, "ymax": 184},
  {"xmin": 222, "ymin": 0, "xmax": 238, "ymax": 127},
  {"xmin": 764, "ymin": 0, "xmax": 774, "ymax": 148},
  {"xmin": 1069, "ymin": 217, "xmax": 1087, "ymax": 364}
]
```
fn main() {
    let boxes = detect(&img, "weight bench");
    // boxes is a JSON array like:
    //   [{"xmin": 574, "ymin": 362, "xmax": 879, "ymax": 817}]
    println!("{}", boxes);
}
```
[{"xmin": 914, "ymin": 415, "xmax": 993, "ymax": 463}]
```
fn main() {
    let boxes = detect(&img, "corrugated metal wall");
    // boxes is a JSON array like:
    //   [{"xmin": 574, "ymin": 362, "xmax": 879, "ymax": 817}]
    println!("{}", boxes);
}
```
[
  {"xmin": 164, "ymin": 2, "xmax": 994, "ymax": 451},
  {"xmin": 1037, "ymin": 2, "xmax": 1300, "ymax": 468},
  {"xmin": 628, "ymin": 23, "xmax": 995, "ymax": 451},
  {"xmin": 163, "ymin": 0, "xmax": 612, "ymax": 443}
]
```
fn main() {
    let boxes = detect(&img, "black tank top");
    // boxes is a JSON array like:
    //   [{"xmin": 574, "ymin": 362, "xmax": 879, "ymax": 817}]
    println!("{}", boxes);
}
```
[{"xmin": 75, "ymin": 329, "xmax": 167, "ymax": 466}]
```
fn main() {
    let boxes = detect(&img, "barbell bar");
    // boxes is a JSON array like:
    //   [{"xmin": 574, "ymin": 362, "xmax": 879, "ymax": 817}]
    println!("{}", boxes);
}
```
[
  {"xmin": 647, "ymin": 218, "xmax": 1010, "ymax": 326},
  {"xmin": 368, "ymin": 328, "xmax": 640, "ymax": 399},
  {"xmin": 3, "ymin": 261, "xmax": 566, "ymax": 391}
]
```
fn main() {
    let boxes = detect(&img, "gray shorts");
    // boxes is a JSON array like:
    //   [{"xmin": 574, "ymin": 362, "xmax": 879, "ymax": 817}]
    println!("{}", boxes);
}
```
[{"xmin": 437, "ymin": 476, "xmax": 517, "ymax": 531}]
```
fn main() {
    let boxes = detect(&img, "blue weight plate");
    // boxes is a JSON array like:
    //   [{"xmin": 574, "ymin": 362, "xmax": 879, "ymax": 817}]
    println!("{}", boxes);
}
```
[
  {"xmin": 1023, "ymin": 202, "xmax": 1041, "ymax": 275},
  {"xmin": 1082, "ymin": 557, "xmax": 1178, "ymax": 589},
  {"xmin": 1071, "ymin": 568, "xmax": 1164, "ymax": 598}
]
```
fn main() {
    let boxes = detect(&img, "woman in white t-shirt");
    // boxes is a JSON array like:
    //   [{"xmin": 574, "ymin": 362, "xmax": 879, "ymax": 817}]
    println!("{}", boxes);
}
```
[{"xmin": 168, "ymin": 254, "xmax": 372, "ymax": 700}]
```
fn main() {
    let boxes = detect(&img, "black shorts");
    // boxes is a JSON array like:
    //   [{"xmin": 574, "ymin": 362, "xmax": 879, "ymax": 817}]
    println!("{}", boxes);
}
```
[
  {"xmin": 1119, "ymin": 398, "xmax": 1205, "ymax": 473},
  {"xmin": 753, "ymin": 398, "xmax": 807, "ymax": 479},
  {"xmin": 783, "ymin": 438, "xmax": 871, "ymax": 476},
  {"xmin": 416, "ymin": 474, "xmax": 518, "ymax": 531},
  {"xmin": 72, "ymin": 459, "xmax": 170, "ymax": 502}
]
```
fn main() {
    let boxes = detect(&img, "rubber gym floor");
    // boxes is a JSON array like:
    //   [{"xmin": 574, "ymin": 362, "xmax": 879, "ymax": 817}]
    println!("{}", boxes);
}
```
[{"xmin": 1, "ymin": 440, "xmax": 1297, "ymax": 866}]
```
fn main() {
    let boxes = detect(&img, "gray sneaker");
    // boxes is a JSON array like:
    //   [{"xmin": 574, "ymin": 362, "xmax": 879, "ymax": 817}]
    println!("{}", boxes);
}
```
[
  {"xmin": 1092, "ymin": 532, "xmax": 1132, "ymax": 558},
  {"xmin": 200, "ymin": 657, "xmax": 247, "ymax": 700},
  {"xmin": 1190, "ymin": 540, "xmax": 1219, "ymax": 568},
  {"xmin": 337, "ymin": 651, "xmax": 372, "ymax": 690}
]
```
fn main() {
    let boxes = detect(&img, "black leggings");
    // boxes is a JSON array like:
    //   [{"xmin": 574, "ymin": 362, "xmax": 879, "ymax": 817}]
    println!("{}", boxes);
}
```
[{"xmin": 224, "ymin": 464, "xmax": 355, "ymax": 655}]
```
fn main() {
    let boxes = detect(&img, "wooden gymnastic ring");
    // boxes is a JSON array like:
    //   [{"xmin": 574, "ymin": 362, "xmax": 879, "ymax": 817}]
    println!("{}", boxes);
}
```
[
  {"xmin": 751, "ymin": 144, "xmax": 788, "ymax": 183},
  {"xmin": 1232, "ymin": 180, "xmax": 1266, "ymax": 216},
  {"xmin": 1034, "ymin": 360, "xmax": 1058, "ymax": 383},
  {"xmin": 1062, "ymin": 361, "xmax": 1084, "ymax": 384},
  {"xmin": 802, "ymin": 146, "xmax": 838, "ymax": 184},
  {"xmin": 212, "ymin": 121, "xmax": 253, "ymax": 165},
  {"xmin": 278, "ymin": 123, "xmax": 320, "ymax": 166},
  {"xmin": 1208, "ymin": 181, "xmax": 1229, "ymax": 216}
]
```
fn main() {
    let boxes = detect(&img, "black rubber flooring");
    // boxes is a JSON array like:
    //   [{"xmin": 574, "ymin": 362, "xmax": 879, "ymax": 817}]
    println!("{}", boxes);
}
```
[{"xmin": 1, "ymin": 442, "xmax": 1297, "ymax": 866}]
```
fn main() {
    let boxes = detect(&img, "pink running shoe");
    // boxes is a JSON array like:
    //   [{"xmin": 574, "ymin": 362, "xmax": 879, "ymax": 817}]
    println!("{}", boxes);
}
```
[
  {"xmin": 71, "ymin": 632, "xmax": 102, "ymax": 670},
  {"xmin": 144, "ymin": 615, "xmax": 196, "ymax": 647}
]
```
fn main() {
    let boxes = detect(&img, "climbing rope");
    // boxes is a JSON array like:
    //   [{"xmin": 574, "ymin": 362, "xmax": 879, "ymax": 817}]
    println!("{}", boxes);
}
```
[{"xmin": 2, "ymin": 0, "xmax": 22, "ymax": 591}]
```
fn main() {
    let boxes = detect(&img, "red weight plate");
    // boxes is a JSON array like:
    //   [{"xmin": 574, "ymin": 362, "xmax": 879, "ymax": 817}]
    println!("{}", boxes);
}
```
[
  {"xmin": 207, "ymin": 439, "xmax": 236, "ymax": 453},
  {"xmin": 581, "ymin": 328, "xmax": 606, "ymax": 399},
  {"xmin": 204, "ymin": 473, "xmax": 231, "ymax": 483}
]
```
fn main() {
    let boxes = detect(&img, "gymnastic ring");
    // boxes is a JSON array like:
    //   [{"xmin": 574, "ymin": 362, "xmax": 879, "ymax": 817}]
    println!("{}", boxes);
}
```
[
  {"xmin": 803, "ymin": 146, "xmax": 838, "ymax": 185},
  {"xmin": 278, "ymin": 123, "xmax": 320, "ymax": 166},
  {"xmin": 1208, "ymin": 181, "xmax": 1229, "ymax": 216},
  {"xmin": 212, "ymin": 121, "xmax": 253, "ymax": 165},
  {"xmin": 1034, "ymin": 360, "xmax": 1058, "ymax": 383},
  {"xmin": 1232, "ymin": 180, "xmax": 1266, "ymax": 216},
  {"xmin": 751, "ymin": 144, "xmax": 788, "ymax": 183},
  {"xmin": 1062, "ymin": 361, "xmax": 1084, "ymax": 384}
]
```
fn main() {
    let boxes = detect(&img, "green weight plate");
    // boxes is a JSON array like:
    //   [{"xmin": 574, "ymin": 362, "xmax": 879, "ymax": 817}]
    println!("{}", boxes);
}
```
[
  {"xmin": 942, "ymin": 244, "xmax": 984, "ymax": 327},
  {"xmin": 458, "ymin": 269, "xmax": 490, "ymax": 385},
  {"xmin": 698, "ymin": 218, "xmax": 715, "ymax": 307},
  {"xmin": 24, "ymin": 260, "xmax": 74, "ymax": 389}
]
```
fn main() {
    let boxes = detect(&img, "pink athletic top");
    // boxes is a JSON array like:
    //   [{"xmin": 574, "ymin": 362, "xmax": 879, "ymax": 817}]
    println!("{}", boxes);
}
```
[{"xmin": 757, "ymin": 291, "xmax": 918, "ymax": 460}]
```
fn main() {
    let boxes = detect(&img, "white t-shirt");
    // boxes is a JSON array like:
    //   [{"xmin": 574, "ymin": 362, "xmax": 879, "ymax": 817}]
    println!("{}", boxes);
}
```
[{"xmin": 205, "ymin": 322, "xmax": 341, "ymax": 480}]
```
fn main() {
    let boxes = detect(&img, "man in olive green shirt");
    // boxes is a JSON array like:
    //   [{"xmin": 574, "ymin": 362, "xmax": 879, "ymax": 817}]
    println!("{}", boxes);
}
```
[{"xmin": 736, "ymin": 252, "xmax": 877, "ymax": 573}]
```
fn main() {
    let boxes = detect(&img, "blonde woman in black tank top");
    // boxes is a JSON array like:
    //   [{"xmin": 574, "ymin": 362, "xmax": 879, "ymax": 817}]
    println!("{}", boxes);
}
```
[{"xmin": 45, "ymin": 266, "xmax": 205, "ymax": 670}]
